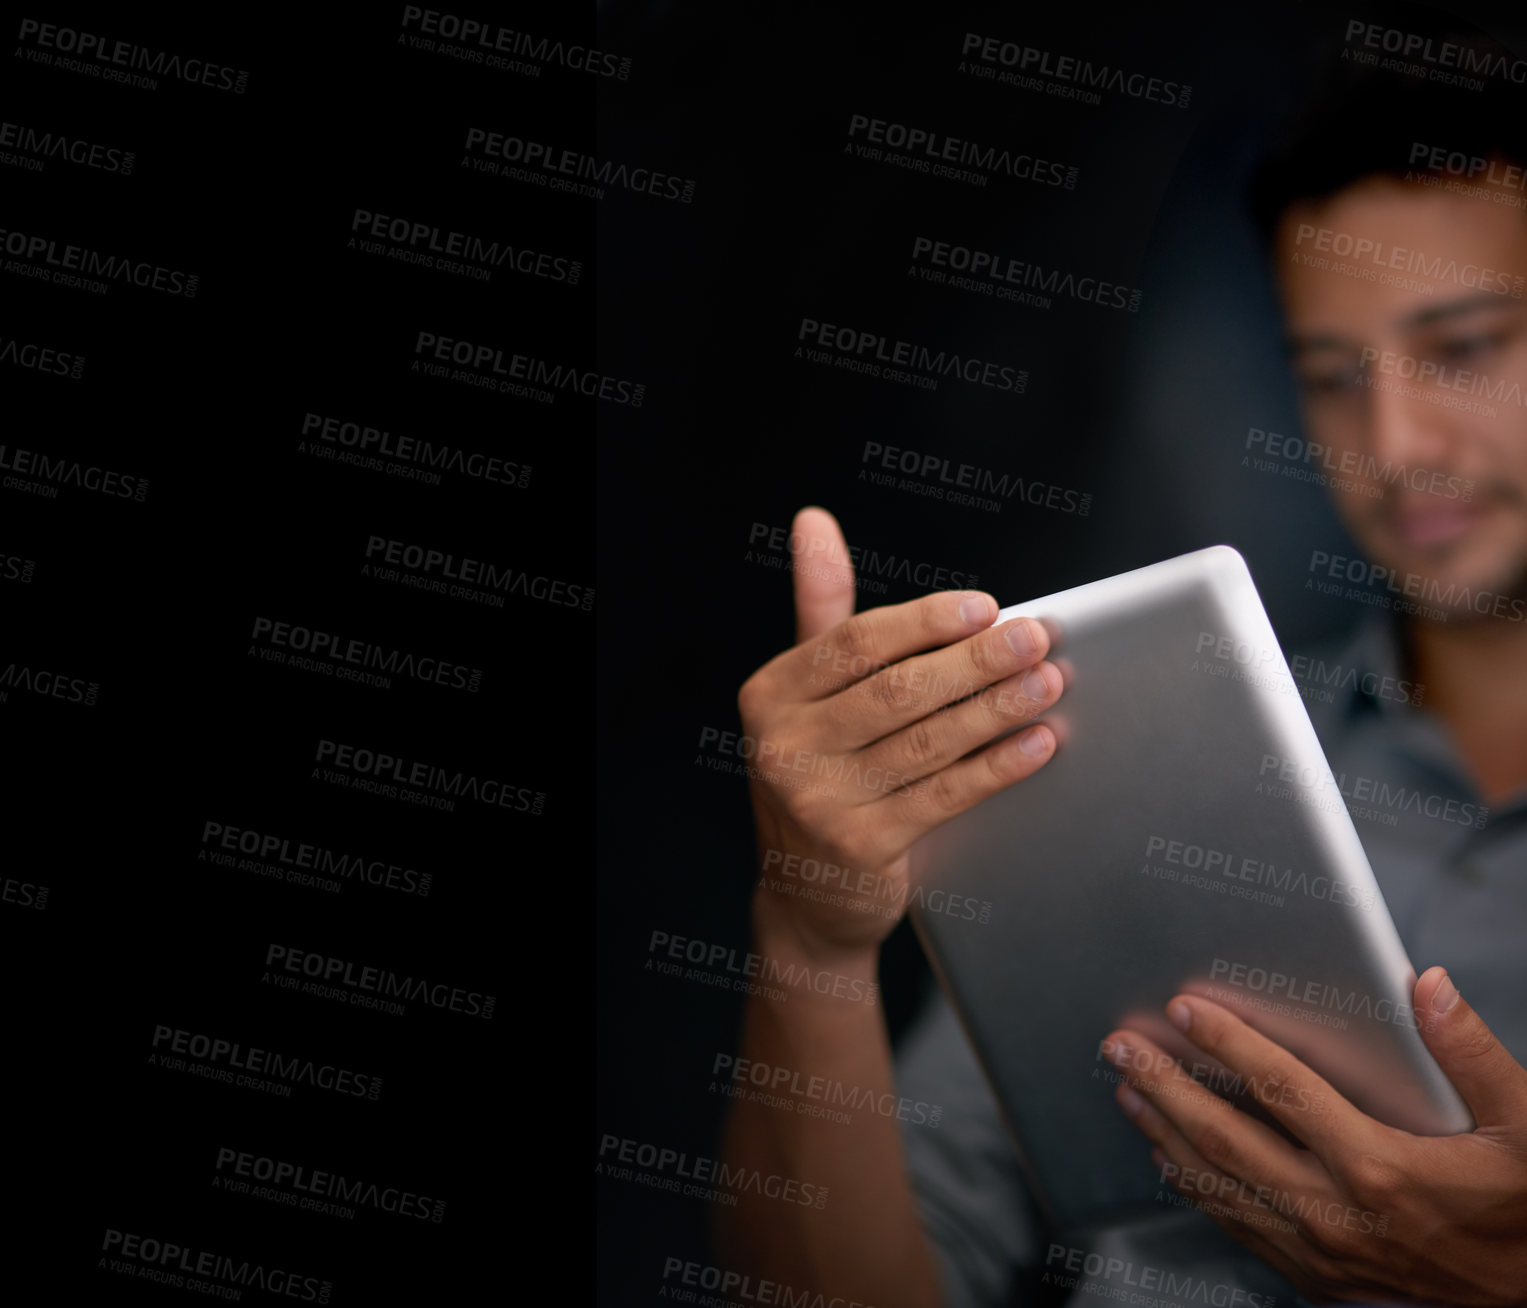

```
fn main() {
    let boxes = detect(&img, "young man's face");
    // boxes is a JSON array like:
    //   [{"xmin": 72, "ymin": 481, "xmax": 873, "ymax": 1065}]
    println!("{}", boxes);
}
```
[{"xmin": 1275, "ymin": 175, "xmax": 1527, "ymax": 620}]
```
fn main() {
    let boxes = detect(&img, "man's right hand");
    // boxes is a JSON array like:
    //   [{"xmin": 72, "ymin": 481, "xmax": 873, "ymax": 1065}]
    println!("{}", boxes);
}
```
[{"xmin": 738, "ymin": 506, "xmax": 1063, "ymax": 961}]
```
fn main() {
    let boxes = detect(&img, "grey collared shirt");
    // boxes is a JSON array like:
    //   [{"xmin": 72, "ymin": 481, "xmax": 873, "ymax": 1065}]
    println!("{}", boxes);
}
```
[{"xmin": 895, "ymin": 615, "xmax": 1527, "ymax": 1307}]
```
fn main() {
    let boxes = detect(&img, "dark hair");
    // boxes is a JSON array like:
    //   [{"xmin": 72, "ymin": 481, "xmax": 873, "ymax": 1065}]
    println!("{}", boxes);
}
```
[{"xmin": 1247, "ymin": 19, "xmax": 1527, "ymax": 246}]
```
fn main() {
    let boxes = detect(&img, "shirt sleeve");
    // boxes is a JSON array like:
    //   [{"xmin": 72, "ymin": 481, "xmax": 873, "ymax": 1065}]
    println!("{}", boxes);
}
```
[{"xmin": 894, "ymin": 986, "xmax": 1045, "ymax": 1308}]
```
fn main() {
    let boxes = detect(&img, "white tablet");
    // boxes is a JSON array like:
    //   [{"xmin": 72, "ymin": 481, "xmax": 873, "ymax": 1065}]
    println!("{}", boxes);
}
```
[{"xmin": 910, "ymin": 546, "xmax": 1471, "ymax": 1229}]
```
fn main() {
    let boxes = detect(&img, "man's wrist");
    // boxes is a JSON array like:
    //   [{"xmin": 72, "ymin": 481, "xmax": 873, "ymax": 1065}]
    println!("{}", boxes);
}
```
[{"xmin": 750, "ymin": 894, "xmax": 883, "ymax": 983}]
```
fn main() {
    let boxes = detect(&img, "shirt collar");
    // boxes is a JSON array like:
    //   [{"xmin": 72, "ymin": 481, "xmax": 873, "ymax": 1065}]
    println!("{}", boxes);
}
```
[{"xmin": 1322, "ymin": 613, "xmax": 1527, "ymax": 819}]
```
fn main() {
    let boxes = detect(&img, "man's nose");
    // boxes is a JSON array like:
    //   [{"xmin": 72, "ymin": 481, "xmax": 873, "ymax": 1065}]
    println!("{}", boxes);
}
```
[{"xmin": 1365, "ymin": 362, "xmax": 1455, "ymax": 469}]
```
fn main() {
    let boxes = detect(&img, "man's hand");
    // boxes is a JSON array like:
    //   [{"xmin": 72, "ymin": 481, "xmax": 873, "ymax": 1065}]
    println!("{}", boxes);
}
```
[
  {"xmin": 1105, "ymin": 966, "xmax": 1527, "ymax": 1305},
  {"xmin": 738, "ymin": 506, "xmax": 1062, "ymax": 959}
]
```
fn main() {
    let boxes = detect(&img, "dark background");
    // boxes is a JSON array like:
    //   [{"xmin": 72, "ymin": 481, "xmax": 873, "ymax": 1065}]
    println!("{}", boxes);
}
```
[
  {"xmin": 595, "ymin": 1, "xmax": 1527, "ymax": 1305},
  {"xmin": 1, "ymin": 2, "xmax": 592, "ymax": 1301}
]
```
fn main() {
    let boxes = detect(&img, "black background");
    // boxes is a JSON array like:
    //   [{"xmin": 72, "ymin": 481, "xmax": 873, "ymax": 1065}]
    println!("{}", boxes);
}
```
[{"xmin": 2, "ymin": 3, "xmax": 592, "ymax": 1301}]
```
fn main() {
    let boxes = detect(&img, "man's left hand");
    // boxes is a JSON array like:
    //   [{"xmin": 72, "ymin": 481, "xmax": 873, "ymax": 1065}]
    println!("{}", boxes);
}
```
[{"xmin": 1104, "ymin": 966, "xmax": 1527, "ymax": 1305}]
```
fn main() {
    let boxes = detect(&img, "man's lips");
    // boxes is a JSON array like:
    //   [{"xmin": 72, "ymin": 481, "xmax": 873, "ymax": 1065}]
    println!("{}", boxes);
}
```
[{"xmin": 1390, "ymin": 502, "xmax": 1489, "ymax": 548}]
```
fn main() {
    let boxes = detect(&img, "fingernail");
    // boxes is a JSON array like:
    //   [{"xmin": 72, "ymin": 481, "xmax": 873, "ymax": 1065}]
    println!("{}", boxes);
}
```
[
  {"xmin": 1018, "ymin": 725, "xmax": 1051, "ymax": 758},
  {"xmin": 1004, "ymin": 619, "xmax": 1038, "ymax": 656},
  {"xmin": 1430, "ymin": 971, "xmax": 1459, "ymax": 1015},
  {"xmin": 1117, "ymin": 1085, "xmax": 1145, "ymax": 1117},
  {"xmin": 1167, "ymin": 1001, "xmax": 1191, "ymax": 1032},
  {"xmin": 1021, "ymin": 665, "xmax": 1053, "ymax": 699},
  {"xmin": 960, "ymin": 595, "xmax": 991, "ymax": 625}
]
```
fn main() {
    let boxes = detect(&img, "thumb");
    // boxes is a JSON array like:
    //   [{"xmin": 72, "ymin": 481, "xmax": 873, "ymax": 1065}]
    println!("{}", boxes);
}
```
[
  {"xmin": 790, "ymin": 506, "xmax": 856, "ymax": 644},
  {"xmin": 1415, "ymin": 966, "xmax": 1527, "ymax": 1128}
]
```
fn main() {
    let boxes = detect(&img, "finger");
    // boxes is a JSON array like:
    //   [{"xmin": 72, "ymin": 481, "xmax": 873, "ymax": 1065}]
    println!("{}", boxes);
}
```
[
  {"xmin": 832, "ymin": 617, "xmax": 1052, "ymax": 747},
  {"xmin": 857, "ymin": 658, "xmax": 1062, "ymax": 781},
  {"xmin": 1104, "ymin": 1028, "xmax": 1322, "ymax": 1203},
  {"xmin": 1147, "ymin": 1144, "xmax": 1339, "ymax": 1303},
  {"xmin": 1164, "ymin": 996, "xmax": 1384, "ymax": 1168},
  {"xmin": 1415, "ymin": 966, "xmax": 1525, "ymax": 1128},
  {"xmin": 771, "ymin": 590, "xmax": 999, "ymax": 702},
  {"xmin": 790, "ymin": 506, "xmax": 856, "ymax": 644},
  {"xmin": 1115, "ymin": 1084, "xmax": 1314, "ymax": 1258},
  {"xmin": 880, "ymin": 721, "xmax": 1057, "ymax": 844},
  {"xmin": 1130, "ymin": 1095, "xmax": 1388, "ymax": 1299}
]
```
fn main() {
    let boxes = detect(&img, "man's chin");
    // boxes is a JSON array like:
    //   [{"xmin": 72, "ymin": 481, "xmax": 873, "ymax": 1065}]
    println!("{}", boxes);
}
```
[{"xmin": 1365, "ymin": 550, "xmax": 1527, "ymax": 626}]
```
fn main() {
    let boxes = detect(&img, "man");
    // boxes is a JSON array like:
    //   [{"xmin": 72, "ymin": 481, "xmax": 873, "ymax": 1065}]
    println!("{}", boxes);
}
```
[{"xmin": 716, "ymin": 54, "xmax": 1527, "ymax": 1308}]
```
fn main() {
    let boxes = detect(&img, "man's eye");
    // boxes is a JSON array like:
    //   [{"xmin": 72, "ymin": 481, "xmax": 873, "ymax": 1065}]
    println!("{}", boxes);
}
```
[
  {"xmin": 1298, "ymin": 368, "xmax": 1363, "ymax": 396},
  {"xmin": 1433, "ymin": 334, "xmax": 1503, "ymax": 362}
]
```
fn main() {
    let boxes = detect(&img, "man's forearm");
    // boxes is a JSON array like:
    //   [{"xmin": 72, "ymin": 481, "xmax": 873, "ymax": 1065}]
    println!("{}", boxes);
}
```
[{"xmin": 714, "ymin": 930, "xmax": 943, "ymax": 1308}]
